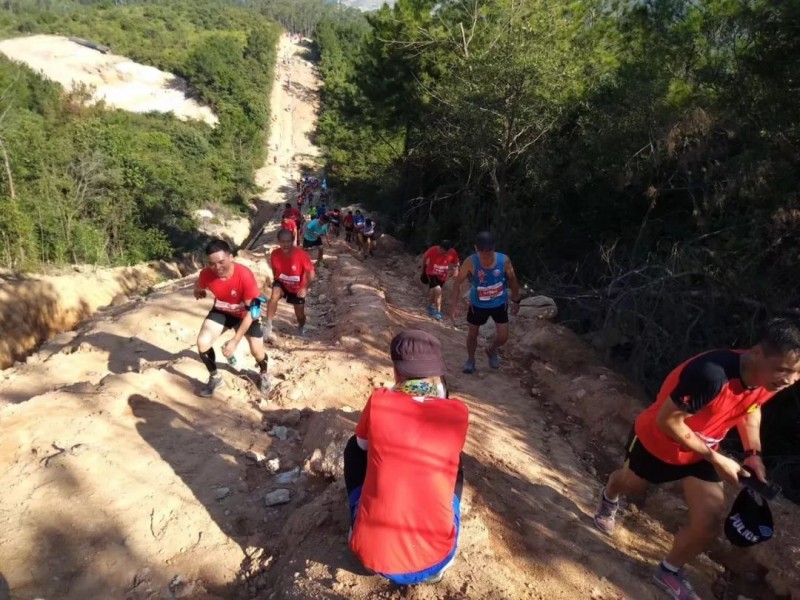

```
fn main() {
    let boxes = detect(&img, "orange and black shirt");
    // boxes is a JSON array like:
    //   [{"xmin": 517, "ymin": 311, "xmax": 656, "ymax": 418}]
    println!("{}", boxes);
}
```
[{"xmin": 635, "ymin": 350, "xmax": 775, "ymax": 465}]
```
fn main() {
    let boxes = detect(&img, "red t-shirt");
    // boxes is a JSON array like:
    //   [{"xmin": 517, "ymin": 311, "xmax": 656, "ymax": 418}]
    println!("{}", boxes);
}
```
[
  {"xmin": 280, "ymin": 217, "xmax": 297, "ymax": 236},
  {"xmin": 270, "ymin": 247, "xmax": 314, "ymax": 294},
  {"xmin": 343, "ymin": 214, "xmax": 354, "ymax": 227},
  {"xmin": 635, "ymin": 350, "xmax": 776, "ymax": 465},
  {"xmin": 350, "ymin": 388, "xmax": 469, "ymax": 575},
  {"xmin": 423, "ymin": 246, "xmax": 459, "ymax": 281},
  {"xmin": 282, "ymin": 208, "xmax": 302, "ymax": 222},
  {"xmin": 197, "ymin": 262, "xmax": 260, "ymax": 319}
]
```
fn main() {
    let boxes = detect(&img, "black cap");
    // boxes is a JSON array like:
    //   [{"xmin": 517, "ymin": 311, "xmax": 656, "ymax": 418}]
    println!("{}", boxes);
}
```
[
  {"xmin": 440, "ymin": 240, "xmax": 452, "ymax": 251},
  {"xmin": 724, "ymin": 488, "xmax": 775, "ymax": 547},
  {"xmin": 475, "ymin": 231, "xmax": 495, "ymax": 251},
  {"xmin": 390, "ymin": 330, "xmax": 446, "ymax": 378}
]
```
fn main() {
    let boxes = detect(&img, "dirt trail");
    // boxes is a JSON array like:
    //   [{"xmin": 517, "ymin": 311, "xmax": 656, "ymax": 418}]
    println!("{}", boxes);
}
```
[{"xmin": 1, "ymin": 34, "xmax": 799, "ymax": 600}]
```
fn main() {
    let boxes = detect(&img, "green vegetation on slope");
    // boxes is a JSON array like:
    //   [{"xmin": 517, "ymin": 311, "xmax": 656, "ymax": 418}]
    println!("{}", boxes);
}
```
[
  {"xmin": 0, "ymin": 1, "xmax": 280, "ymax": 268},
  {"xmin": 314, "ymin": 0, "xmax": 800, "ymax": 496}
]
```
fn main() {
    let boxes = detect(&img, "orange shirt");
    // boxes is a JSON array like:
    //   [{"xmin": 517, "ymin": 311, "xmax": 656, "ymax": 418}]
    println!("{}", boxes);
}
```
[
  {"xmin": 350, "ymin": 388, "xmax": 469, "ymax": 575},
  {"xmin": 635, "ymin": 350, "xmax": 775, "ymax": 465}
]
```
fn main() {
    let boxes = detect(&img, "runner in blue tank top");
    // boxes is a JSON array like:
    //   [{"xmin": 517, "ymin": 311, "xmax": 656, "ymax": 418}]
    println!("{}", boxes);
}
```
[{"xmin": 450, "ymin": 232, "xmax": 521, "ymax": 373}]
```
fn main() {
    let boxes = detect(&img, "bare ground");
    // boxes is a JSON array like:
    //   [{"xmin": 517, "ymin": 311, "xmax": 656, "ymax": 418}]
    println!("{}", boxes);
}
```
[{"xmin": 1, "ymin": 35, "xmax": 799, "ymax": 600}]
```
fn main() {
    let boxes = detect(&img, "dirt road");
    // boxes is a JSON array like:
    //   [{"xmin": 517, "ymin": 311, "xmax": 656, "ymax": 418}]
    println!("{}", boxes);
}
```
[{"xmin": 0, "ymin": 34, "xmax": 798, "ymax": 600}]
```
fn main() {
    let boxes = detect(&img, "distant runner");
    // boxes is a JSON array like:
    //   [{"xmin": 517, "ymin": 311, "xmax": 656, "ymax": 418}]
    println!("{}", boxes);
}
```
[
  {"xmin": 353, "ymin": 210, "xmax": 366, "ymax": 251},
  {"xmin": 450, "ymin": 232, "xmax": 520, "ymax": 373},
  {"xmin": 194, "ymin": 239, "xmax": 270, "ymax": 396},
  {"xmin": 343, "ymin": 210, "xmax": 355, "ymax": 243},
  {"xmin": 420, "ymin": 240, "xmax": 459, "ymax": 320},
  {"xmin": 302, "ymin": 214, "xmax": 330, "ymax": 266},
  {"xmin": 593, "ymin": 318, "xmax": 800, "ymax": 600},
  {"xmin": 344, "ymin": 330, "xmax": 468, "ymax": 585},
  {"xmin": 264, "ymin": 229, "xmax": 316, "ymax": 338},
  {"xmin": 361, "ymin": 218, "xmax": 377, "ymax": 258},
  {"xmin": 282, "ymin": 203, "xmax": 303, "ymax": 245},
  {"xmin": 329, "ymin": 207, "xmax": 342, "ymax": 238}
]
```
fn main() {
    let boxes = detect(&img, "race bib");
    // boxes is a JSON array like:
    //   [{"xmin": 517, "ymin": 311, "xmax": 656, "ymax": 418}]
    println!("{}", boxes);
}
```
[
  {"xmin": 278, "ymin": 274, "xmax": 301, "ymax": 284},
  {"xmin": 477, "ymin": 282, "xmax": 503, "ymax": 302},
  {"xmin": 432, "ymin": 264, "xmax": 449, "ymax": 275}
]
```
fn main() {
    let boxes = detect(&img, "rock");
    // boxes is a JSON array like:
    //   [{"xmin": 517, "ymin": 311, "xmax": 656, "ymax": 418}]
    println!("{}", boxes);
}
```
[
  {"xmin": 276, "ymin": 409, "xmax": 302, "ymax": 427},
  {"xmin": 517, "ymin": 295, "xmax": 558, "ymax": 320},
  {"xmin": 266, "ymin": 458, "xmax": 281, "ymax": 473},
  {"xmin": 264, "ymin": 489, "xmax": 291, "ymax": 506},
  {"xmin": 215, "ymin": 487, "xmax": 232, "ymax": 501},
  {"xmin": 110, "ymin": 293, "xmax": 129, "ymax": 307},
  {"xmin": 530, "ymin": 387, "xmax": 541, "ymax": 397},
  {"xmin": 245, "ymin": 450, "xmax": 265, "ymax": 463},
  {"xmin": 341, "ymin": 405, "xmax": 354, "ymax": 413},
  {"xmin": 574, "ymin": 389, "xmax": 587, "ymax": 400},
  {"xmin": 318, "ymin": 294, "xmax": 327, "ymax": 303},
  {"xmin": 274, "ymin": 467, "xmax": 300, "ymax": 485},
  {"xmin": 268, "ymin": 425, "xmax": 292, "ymax": 441},
  {"xmin": 257, "ymin": 399, "xmax": 270, "ymax": 413}
]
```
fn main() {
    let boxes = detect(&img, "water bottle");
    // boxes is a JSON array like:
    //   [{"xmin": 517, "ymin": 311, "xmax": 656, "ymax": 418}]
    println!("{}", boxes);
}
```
[{"xmin": 227, "ymin": 355, "xmax": 238, "ymax": 368}]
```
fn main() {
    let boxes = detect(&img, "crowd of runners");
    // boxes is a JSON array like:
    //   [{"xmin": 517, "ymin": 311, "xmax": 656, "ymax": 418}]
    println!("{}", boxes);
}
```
[{"xmin": 189, "ymin": 180, "xmax": 800, "ymax": 598}]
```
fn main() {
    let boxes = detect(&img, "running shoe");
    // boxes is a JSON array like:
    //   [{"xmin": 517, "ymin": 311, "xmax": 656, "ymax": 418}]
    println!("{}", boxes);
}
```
[
  {"xmin": 652, "ymin": 565, "xmax": 700, "ymax": 600},
  {"xmin": 297, "ymin": 326, "xmax": 306, "ymax": 338},
  {"xmin": 463, "ymin": 358, "xmax": 476, "ymax": 374},
  {"xmin": 485, "ymin": 348, "xmax": 501, "ymax": 369},
  {"xmin": 593, "ymin": 486, "xmax": 619, "ymax": 535},
  {"xmin": 198, "ymin": 374, "xmax": 224, "ymax": 397},
  {"xmin": 433, "ymin": 311, "xmax": 443, "ymax": 321}
]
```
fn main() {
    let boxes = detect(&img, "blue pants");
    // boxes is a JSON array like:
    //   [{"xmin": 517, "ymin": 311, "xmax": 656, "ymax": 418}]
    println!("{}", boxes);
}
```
[{"xmin": 348, "ymin": 487, "xmax": 462, "ymax": 585}]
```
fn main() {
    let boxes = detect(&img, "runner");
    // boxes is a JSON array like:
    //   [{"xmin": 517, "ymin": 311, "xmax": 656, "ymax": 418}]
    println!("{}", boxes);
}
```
[
  {"xmin": 282, "ymin": 202, "xmax": 303, "ymax": 245},
  {"xmin": 343, "ymin": 210, "xmax": 355, "ymax": 243},
  {"xmin": 593, "ymin": 318, "xmax": 800, "ymax": 600},
  {"xmin": 194, "ymin": 239, "xmax": 270, "ymax": 396},
  {"xmin": 353, "ymin": 210, "xmax": 366, "ymax": 251},
  {"xmin": 344, "ymin": 330, "xmax": 469, "ymax": 585},
  {"xmin": 317, "ymin": 202, "xmax": 327, "ymax": 220},
  {"xmin": 302, "ymin": 214, "xmax": 330, "ymax": 265},
  {"xmin": 361, "ymin": 218, "xmax": 377, "ymax": 258},
  {"xmin": 329, "ymin": 207, "xmax": 342, "ymax": 238},
  {"xmin": 449, "ymin": 231, "xmax": 521, "ymax": 373},
  {"xmin": 420, "ymin": 240, "xmax": 459, "ymax": 320},
  {"xmin": 264, "ymin": 229, "xmax": 316, "ymax": 339},
  {"xmin": 279, "ymin": 214, "xmax": 298, "ymax": 245},
  {"xmin": 309, "ymin": 205, "xmax": 318, "ymax": 220}
]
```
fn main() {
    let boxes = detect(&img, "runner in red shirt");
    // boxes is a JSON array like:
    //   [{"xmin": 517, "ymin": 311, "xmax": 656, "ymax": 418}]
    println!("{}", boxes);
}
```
[
  {"xmin": 194, "ymin": 239, "xmax": 269, "ymax": 397},
  {"xmin": 263, "ymin": 229, "xmax": 316, "ymax": 339},
  {"xmin": 343, "ymin": 330, "xmax": 468, "ymax": 585},
  {"xmin": 420, "ymin": 240, "xmax": 459, "ymax": 320},
  {"xmin": 593, "ymin": 318, "xmax": 800, "ymax": 598},
  {"xmin": 280, "ymin": 216, "xmax": 298, "ymax": 245},
  {"xmin": 343, "ymin": 210, "xmax": 355, "ymax": 243}
]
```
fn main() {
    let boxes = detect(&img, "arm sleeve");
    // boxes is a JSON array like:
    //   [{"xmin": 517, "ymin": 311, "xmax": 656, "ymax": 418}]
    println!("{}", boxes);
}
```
[{"xmin": 669, "ymin": 358, "xmax": 728, "ymax": 414}]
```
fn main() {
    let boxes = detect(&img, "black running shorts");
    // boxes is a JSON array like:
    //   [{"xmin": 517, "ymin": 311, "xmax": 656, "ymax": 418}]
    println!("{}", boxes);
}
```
[
  {"xmin": 624, "ymin": 430, "xmax": 721, "ymax": 484},
  {"xmin": 467, "ymin": 303, "xmax": 509, "ymax": 326},
  {"xmin": 205, "ymin": 309, "xmax": 263, "ymax": 338},
  {"xmin": 303, "ymin": 237, "xmax": 322, "ymax": 249},
  {"xmin": 272, "ymin": 281, "xmax": 305, "ymax": 305}
]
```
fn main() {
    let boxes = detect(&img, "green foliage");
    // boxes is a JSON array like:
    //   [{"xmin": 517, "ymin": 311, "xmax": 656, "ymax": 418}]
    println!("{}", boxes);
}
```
[
  {"xmin": 0, "ymin": 0, "xmax": 280, "ymax": 268},
  {"xmin": 316, "ymin": 0, "xmax": 800, "ymax": 380}
]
